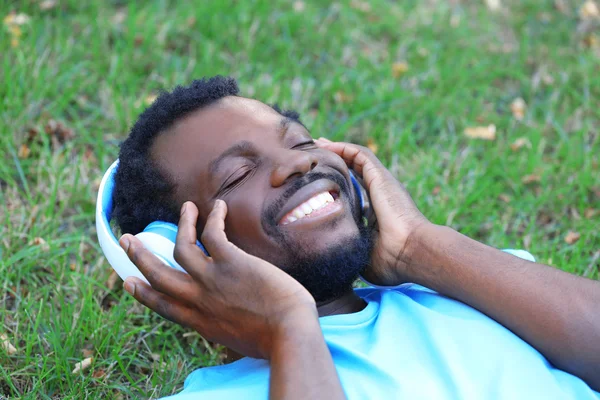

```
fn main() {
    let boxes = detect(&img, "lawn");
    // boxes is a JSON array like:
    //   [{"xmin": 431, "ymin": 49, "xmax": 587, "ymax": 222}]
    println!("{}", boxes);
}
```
[{"xmin": 1, "ymin": 0, "xmax": 599, "ymax": 398}]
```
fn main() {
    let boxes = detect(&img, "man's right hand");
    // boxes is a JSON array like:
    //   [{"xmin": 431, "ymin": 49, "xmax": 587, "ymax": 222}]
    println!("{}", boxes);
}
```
[
  {"xmin": 315, "ymin": 138, "xmax": 430, "ymax": 286},
  {"xmin": 119, "ymin": 200, "xmax": 317, "ymax": 361}
]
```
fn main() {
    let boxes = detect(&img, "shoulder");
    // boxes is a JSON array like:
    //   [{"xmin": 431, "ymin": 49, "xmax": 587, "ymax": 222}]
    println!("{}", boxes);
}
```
[{"xmin": 162, "ymin": 358, "xmax": 269, "ymax": 399}]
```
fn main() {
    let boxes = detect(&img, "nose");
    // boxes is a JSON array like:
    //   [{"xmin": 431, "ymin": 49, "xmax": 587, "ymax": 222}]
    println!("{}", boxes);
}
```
[{"xmin": 270, "ymin": 150, "xmax": 318, "ymax": 187}]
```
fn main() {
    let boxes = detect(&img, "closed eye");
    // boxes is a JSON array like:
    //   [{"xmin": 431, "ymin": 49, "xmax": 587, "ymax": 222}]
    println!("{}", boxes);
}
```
[
  {"xmin": 292, "ymin": 140, "xmax": 316, "ymax": 149},
  {"xmin": 221, "ymin": 168, "xmax": 252, "ymax": 194}
]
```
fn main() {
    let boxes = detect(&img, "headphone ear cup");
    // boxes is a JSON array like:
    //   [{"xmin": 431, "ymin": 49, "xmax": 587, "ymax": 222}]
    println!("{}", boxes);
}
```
[
  {"xmin": 138, "ymin": 221, "xmax": 210, "ymax": 274},
  {"xmin": 134, "ymin": 231, "xmax": 188, "ymax": 273},
  {"xmin": 349, "ymin": 171, "xmax": 374, "ymax": 228}
]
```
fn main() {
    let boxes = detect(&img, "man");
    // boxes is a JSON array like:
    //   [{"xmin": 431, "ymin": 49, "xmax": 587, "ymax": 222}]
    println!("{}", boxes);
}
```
[{"xmin": 112, "ymin": 76, "xmax": 600, "ymax": 399}]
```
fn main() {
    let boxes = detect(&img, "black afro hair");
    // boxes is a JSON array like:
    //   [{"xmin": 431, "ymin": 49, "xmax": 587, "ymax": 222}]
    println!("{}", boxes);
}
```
[{"xmin": 112, "ymin": 76, "xmax": 301, "ymax": 235}]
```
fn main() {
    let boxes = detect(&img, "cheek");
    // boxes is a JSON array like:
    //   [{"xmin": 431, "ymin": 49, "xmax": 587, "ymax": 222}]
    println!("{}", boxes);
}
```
[{"xmin": 222, "ymin": 195, "xmax": 274, "ymax": 257}]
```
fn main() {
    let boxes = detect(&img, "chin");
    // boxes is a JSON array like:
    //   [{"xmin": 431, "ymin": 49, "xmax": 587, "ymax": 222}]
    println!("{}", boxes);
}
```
[{"xmin": 279, "ymin": 220, "xmax": 373, "ymax": 303}]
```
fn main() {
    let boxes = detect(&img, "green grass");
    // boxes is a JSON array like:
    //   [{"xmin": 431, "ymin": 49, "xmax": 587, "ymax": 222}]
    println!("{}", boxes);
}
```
[{"xmin": 1, "ymin": 0, "xmax": 599, "ymax": 397}]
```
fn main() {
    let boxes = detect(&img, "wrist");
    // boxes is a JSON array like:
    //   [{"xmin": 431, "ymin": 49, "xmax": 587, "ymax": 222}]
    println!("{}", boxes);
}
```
[
  {"xmin": 402, "ymin": 223, "xmax": 464, "ymax": 288},
  {"xmin": 401, "ymin": 222, "xmax": 449, "ymax": 282},
  {"xmin": 265, "ymin": 304, "xmax": 321, "ymax": 360}
]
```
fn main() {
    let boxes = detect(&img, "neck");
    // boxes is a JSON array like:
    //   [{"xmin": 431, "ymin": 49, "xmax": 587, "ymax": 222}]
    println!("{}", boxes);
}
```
[
  {"xmin": 316, "ymin": 288, "xmax": 366, "ymax": 317},
  {"xmin": 225, "ymin": 289, "xmax": 365, "ymax": 363}
]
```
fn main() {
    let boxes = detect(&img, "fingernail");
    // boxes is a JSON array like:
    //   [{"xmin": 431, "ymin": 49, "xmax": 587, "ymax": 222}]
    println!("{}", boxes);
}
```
[
  {"xmin": 181, "ymin": 202, "xmax": 187, "ymax": 216},
  {"xmin": 317, "ymin": 137, "xmax": 331, "ymax": 143},
  {"xmin": 120, "ymin": 236, "xmax": 130, "ymax": 252},
  {"xmin": 214, "ymin": 199, "xmax": 222, "ymax": 209},
  {"xmin": 123, "ymin": 279, "xmax": 136, "ymax": 296}
]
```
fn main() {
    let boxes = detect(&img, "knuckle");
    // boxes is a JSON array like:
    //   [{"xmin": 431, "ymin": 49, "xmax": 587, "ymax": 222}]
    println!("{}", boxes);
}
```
[
  {"xmin": 156, "ymin": 299, "xmax": 173, "ymax": 319},
  {"xmin": 145, "ymin": 268, "xmax": 161, "ymax": 285},
  {"xmin": 173, "ymin": 244, "xmax": 187, "ymax": 264},
  {"xmin": 200, "ymin": 230, "xmax": 216, "ymax": 247}
]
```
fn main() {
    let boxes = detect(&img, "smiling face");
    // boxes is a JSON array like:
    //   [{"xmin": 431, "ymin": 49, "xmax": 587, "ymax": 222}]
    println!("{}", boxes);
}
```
[{"xmin": 150, "ymin": 96, "xmax": 371, "ymax": 301}]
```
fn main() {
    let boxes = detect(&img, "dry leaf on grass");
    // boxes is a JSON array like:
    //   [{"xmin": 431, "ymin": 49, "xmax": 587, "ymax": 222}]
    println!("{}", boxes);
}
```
[
  {"xmin": 29, "ymin": 237, "xmax": 50, "ymax": 251},
  {"xmin": 392, "ymin": 62, "xmax": 409, "ymax": 78},
  {"xmin": 580, "ymin": 1, "xmax": 600, "ymax": 19},
  {"xmin": 72, "ymin": 357, "xmax": 94, "ymax": 374},
  {"xmin": 510, "ymin": 98, "xmax": 527, "ymax": 121},
  {"xmin": 293, "ymin": 1, "xmax": 305, "ymax": 12},
  {"xmin": 585, "ymin": 208, "xmax": 598, "ymax": 218},
  {"xmin": 366, "ymin": 138, "xmax": 379, "ymax": 154},
  {"xmin": 18, "ymin": 144, "xmax": 31, "ymax": 159},
  {"xmin": 39, "ymin": 0, "xmax": 57, "ymax": 10},
  {"xmin": 145, "ymin": 93, "xmax": 158, "ymax": 105},
  {"xmin": 350, "ymin": 0, "xmax": 371, "ymax": 12},
  {"xmin": 4, "ymin": 12, "xmax": 31, "ymax": 26},
  {"xmin": 510, "ymin": 137, "xmax": 532, "ymax": 151},
  {"xmin": 92, "ymin": 369, "xmax": 106, "ymax": 379},
  {"xmin": 334, "ymin": 91, "xmax": 353, "ymax": 104},
  {"xmin": 464, "ymin": 124, "xmax": 496, "ymax": 140},
  {"xmin": 4, "ymin": 12, "xmax": 30, "ymax": 47},
  {"xmin": 45, "ymin": 119, "xmax": 74, "ymax": 143},
  {"xmin": 498, "ymin": 193, "xmax": 512, "ymax": 203},
  {"xmin": 1, "ymin": 333, "xmax": 17, "ymax": 355},
  {"xmin": 112, "ymin": 9, "xmax": 127, "ymax": 25},
  {"xmin": 82, "ymin": 348, "xmax": 94, "ymax": 358},
  {"xmin": 565, "ymin": 231, "xmax": 581, "ymax": 245},
  {"xmin": 521, "ymin": 174, "xmax": 541, "ymax": 184},
  {"xmin": 485, "ymin": 0, "xmax": 501, "ymax": 11},
  {"xmin": 554, "ymin": 0, "xmax": 569, "ymax": 14}
]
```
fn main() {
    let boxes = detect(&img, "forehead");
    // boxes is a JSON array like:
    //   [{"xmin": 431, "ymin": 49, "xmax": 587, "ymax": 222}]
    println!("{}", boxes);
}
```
[{"xmin": 149, "ymin": 96, "xmax": 289, "ymax": 201}]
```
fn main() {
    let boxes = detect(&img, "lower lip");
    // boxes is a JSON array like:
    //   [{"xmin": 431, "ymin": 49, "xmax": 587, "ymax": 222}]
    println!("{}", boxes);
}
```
[{"xmin": 279, "ymin": 198, "xmax": 344, "ymax": 227}]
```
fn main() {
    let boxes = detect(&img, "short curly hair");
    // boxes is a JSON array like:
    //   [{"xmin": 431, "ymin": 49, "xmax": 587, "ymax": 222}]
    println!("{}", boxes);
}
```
[{"xmin": 112, "ymin": 76, "xmax": 301, "ymax": 235}]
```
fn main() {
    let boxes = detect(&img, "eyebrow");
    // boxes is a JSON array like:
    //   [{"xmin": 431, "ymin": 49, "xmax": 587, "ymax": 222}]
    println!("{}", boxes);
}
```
[{"xmin": 278, "ymin": 117, "xmax": 295, "ymax": 138}]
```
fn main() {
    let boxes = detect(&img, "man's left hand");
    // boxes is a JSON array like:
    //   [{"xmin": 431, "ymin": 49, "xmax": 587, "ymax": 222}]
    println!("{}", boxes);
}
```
[{"xmin": 315, "ymin": 138, "xmax": 429, "ymax": 285}]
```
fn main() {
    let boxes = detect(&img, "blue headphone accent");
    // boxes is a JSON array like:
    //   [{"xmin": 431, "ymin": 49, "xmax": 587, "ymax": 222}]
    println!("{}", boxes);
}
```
[
  {"xmin": 144, "ymin": 221, "xmax": 209, "ymax": 256},
  {"xmin": 349, "ymin": 171, "xmax": 365, "ymax": 210}
]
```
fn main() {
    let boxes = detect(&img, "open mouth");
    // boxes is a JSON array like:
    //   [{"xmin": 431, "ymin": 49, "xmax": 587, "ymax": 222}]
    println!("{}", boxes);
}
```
[{"xmin": 279, "ymin": 190, "xmax": 340, "ymax": 225}]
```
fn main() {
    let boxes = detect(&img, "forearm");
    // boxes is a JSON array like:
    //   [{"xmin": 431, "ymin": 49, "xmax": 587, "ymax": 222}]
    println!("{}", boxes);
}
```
[
  {"xmin": 407, "ymin": 223, "xmax": 600, "ymax": 390},
  {"xmin": 269, "ymin": 309, "xmax": 345, "ymax": 400}
]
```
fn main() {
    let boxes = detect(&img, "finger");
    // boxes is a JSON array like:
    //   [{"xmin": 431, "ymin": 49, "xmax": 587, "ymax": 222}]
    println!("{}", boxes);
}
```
[
  {"xmin": 124, "ymin": 277, "xmax": 202, "ymax": 330},
  {"xmin": 315, "ymin": 141, "xmax": 389, "ymax": 189},
  {"xmin": 120, "ymin": 234, "xmax": 197, "ymax": 301},
  {"xmin": 173, "ymin": 201, "xmax": 210, "ymax": 278},
  {"xmin": 200, "ymin": 199, "xmax": 240, "ymax": 261}
]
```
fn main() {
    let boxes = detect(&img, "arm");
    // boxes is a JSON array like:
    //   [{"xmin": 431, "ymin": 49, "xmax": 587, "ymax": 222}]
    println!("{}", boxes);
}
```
[
  {"xmin": 406, "ymin": 223, "xmax": 600, "ymax": 391},
  {"xmin": 269, "ymin": 308, "xmax": 345, "ymax": 400},
  {"xmin": 316, "ymin": 139, "xmax": 600, "ymax": 391},
  {"xmin": 120, "ymin": 200, "xmax": 345, "ymax": 399}
]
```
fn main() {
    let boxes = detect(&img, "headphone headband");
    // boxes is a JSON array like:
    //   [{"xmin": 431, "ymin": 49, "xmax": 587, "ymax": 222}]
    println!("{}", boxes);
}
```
[{"xmin": 96, "ymin": 160, "xmax": 148, "ymax": 282}]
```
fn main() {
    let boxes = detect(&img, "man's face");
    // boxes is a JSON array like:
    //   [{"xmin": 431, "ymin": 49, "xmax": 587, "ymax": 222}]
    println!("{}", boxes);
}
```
[{"xmin": 150, "ymin": 96, "xmax": 371, "ymax": 301}]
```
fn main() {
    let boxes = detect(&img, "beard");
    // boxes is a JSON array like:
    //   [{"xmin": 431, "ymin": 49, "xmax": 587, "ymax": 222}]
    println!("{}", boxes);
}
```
[
  {"xmin": 282, "ymin": 222, "xmax": 373, "ymax": 302},
  {"xmin": 262, "ymin": 171, "xmax": 374, "ymax": 303}
]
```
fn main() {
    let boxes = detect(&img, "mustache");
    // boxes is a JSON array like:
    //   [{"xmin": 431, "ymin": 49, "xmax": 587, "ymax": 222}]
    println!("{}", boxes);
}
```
[{"xmin": 262, "ymin": 171, "xmax": 353, "ymax": 227}]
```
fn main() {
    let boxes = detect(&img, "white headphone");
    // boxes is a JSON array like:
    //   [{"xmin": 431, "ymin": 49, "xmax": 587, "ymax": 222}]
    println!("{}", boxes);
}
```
[{"xmin": 95, "ymin": 160, "xmax": 209, "ymax": 283}]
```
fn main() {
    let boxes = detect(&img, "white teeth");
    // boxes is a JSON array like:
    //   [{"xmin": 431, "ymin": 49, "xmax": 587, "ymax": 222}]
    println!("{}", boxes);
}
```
[
  {"xmin": 308, "ymin": 197, "xmax": 321, "ymax": 210},
  {"xmin": 301, "ymin": 203, "xmax": 312, "ymax": 215},
  {"xmin": 281, "ymin": 191, "xmax": 337, "ymax": 225}
]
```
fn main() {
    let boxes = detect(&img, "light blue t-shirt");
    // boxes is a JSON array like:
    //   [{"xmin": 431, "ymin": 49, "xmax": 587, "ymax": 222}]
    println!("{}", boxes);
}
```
[{"xmin": 164, "ymin": 250, "xmax": 599, "ymax": 400}]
